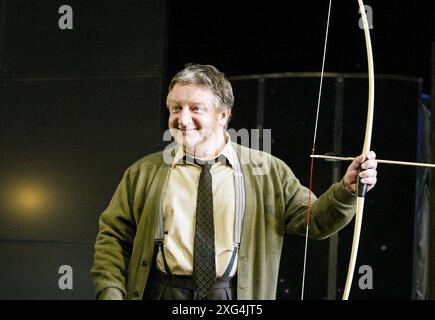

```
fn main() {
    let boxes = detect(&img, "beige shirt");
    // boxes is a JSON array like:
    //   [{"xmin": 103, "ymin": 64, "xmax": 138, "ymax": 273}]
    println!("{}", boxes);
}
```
[{"xmin": 156, "ymin": 137, "xmax": 237, "ymax": 277}]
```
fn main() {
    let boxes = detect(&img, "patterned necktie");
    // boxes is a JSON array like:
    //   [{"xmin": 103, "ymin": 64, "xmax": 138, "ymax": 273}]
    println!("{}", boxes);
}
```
[{"xmin": 193, "ymin": 161, "xmax": 216, "ymax": 298}]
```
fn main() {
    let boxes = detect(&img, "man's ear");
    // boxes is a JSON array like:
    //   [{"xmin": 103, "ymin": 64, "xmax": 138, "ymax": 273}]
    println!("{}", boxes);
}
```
[{"xmin": 219, "ymin": 109, "xmax": 232, "ymax": 127}]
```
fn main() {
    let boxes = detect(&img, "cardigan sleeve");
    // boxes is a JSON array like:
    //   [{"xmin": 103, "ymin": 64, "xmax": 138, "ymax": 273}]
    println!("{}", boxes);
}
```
[
  {"xmin": 280, "ymin": 160, "xmax": 356, "ymax": 239},
  {"xmin": 91, "ymin": 168, "xmax": 138, "ymax": 299}
]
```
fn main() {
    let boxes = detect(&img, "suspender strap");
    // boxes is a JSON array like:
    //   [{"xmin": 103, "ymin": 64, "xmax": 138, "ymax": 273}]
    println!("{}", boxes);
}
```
[
  {"xmin": 222, "ymin": 145, "xmax": 245, "ymax": 277},
  {"xmin": 154, "ymin": 168, "xmax": 171, "ymax": 274},
  {"xmin": 232, "ymin": 146, "xmax": 245, "ymax": 248},
  {"xmin": 155, "ymin": 194, "xmax": 165, "ymax": 241},
  {"xmin": 222, "ymin": 244, "xmax": 239, "ymax": 278},
  {"xmin": 155, "ymin": 240, "xmax": 172, "ymax": 275}
]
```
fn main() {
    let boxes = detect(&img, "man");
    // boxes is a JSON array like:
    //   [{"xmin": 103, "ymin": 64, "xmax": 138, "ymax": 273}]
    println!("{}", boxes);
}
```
[{"xmin": 91, "ymin": 64, "xmax": 378, "ymax": 300}]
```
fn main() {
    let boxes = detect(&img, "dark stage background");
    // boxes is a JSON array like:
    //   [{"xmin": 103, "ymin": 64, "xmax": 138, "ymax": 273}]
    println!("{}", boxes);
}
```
[{"xmin": 0, "ymin": 0, "xmax": 433, "ymax": 299}]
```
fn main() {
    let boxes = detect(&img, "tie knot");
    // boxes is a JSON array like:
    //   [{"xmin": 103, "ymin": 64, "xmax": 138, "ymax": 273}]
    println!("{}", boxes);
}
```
[
  {"xmin": 182, "ymin": 154, "xmax": 229, "ymax": 170},
  {"xmin": 193, "ymin": 158, "xmax": 217, "ymax": 171},
  {"xmin": 198, "ymin": 162, "xmax": 213, "ymax": 172}
]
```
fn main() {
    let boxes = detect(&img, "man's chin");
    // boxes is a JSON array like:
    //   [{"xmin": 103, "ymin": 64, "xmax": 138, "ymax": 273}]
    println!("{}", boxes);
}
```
[{"xmin": 174, "ymin": 136, "xmax": 199, "ymax": 151}]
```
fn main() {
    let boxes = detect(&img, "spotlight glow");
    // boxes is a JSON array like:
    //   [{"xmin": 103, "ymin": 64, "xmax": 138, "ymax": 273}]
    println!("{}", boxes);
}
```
[
  {"xmin": 14, "ymin": 187, "xmax": 44, "ymax": 210},
  {"xmin": 9, "ymin": 183, "xmax": 50, "ymax": 216}
]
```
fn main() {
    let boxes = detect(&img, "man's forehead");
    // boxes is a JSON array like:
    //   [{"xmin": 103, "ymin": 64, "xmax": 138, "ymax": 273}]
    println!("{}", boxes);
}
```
[
  {"xmin": 167, "ymin": 84, "xmax": 215, "ymax": 104},
  {"xmin": 167, "ymin": 95, "xmax": 207, "ymax": 104}
]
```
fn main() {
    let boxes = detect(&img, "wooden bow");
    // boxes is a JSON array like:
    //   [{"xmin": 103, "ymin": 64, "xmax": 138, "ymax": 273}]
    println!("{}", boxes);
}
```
[
  {"xmin": 302, "ymin": 0, "xmax": 375, "ymax": 300},
  {"xmin": 341, "ymin": 0, "xmax": 375, "ymax": 300}
]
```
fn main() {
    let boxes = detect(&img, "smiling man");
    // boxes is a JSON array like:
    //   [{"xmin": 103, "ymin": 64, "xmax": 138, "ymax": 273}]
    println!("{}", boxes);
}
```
[
  {"xmin": 167, "ymin": 74, "xmax": 231, "ymax": 160},
  {"xmin": 91, "ymin": 64, "xmax": 378, "ymax": 300}
]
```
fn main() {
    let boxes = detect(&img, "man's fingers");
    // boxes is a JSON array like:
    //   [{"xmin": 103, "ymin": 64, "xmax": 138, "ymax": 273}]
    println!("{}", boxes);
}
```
[
  {"xmin": 359, "ymin": 168, "xmax": 377, "ymax": 179},
  {"xmin": 367, "ymin": 151, "xmax": 377, "ymax": 160},
  {"xmin": 361, "ymin": 159, "xmax": 377, "ymax": 170},
  {"xmin": 353, "ymin": 151, "xmax": 377, "ymax": 170},
  {"xmin": 344, "ymin": 151, "xmax": 378, "ymax": 193},
  {"xmin": 349, "ymin": 154, "xmax": 366, "ymax": 170},
  {"xmin": 360, "ymin": 176, "xmax": 377, "ymax": 186}
]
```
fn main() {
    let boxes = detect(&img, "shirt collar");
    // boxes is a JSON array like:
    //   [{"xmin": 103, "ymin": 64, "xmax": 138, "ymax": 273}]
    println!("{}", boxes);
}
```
[{"xmin": 171, "ymin": 131, "xmax": 237, "ymax": 169}]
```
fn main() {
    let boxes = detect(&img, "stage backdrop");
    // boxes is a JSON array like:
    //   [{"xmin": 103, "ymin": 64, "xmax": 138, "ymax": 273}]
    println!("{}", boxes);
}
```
[{"xmin": 0, "ymin": 0, "xmax": 167, "ymax": 299}]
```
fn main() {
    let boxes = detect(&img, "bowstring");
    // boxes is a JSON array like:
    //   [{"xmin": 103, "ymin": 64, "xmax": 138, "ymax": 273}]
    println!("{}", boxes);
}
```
[{"xmin": 301, "ymin": 0, "xmax": 333, "ymax": 300}]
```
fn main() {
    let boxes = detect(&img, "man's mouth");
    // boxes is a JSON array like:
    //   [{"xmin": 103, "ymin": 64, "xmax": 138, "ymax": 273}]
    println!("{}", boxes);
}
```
[{"xmin": 178, "ymin": 128, "xmax": 198, "ymax": 132}]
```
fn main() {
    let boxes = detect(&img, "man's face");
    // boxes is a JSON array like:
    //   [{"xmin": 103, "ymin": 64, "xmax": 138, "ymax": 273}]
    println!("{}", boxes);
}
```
[{"xmin": 167, "ymin": 84, "xmax": 229, "ymax": 154}]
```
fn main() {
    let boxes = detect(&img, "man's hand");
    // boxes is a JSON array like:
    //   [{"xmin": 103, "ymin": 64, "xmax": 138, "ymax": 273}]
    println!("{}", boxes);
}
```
[{"xmin": 344, "ymin": 151, "xmax": 378, "ymax": 194}]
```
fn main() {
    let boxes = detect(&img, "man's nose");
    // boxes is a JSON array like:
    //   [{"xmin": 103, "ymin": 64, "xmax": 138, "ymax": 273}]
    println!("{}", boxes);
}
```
[{"xmin": 178, "ymin": 109, "xmax": 193, "ymax": 126}]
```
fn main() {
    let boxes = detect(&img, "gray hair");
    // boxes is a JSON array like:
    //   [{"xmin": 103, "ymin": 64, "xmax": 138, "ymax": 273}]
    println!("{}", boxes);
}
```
[{"xmin": 168, "ymin": 63, "xmax": 234, "ymax": 111}]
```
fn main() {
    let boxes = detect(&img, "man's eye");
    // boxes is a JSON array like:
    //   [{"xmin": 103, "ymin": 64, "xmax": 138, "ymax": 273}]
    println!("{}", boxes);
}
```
[
  {"xmin": 192, "ymin": 106, "xmax": 202, "ymax": 112},
  {"xmin": 171, "ymin": 106, "xmax": 180, "ymax": 112}
]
